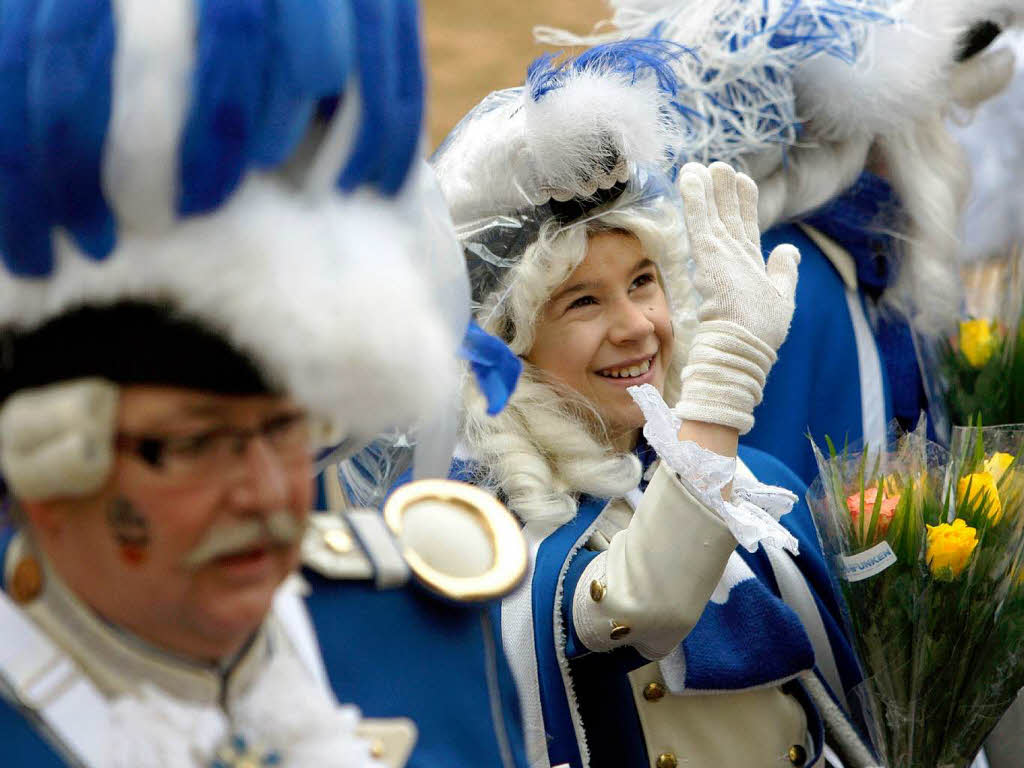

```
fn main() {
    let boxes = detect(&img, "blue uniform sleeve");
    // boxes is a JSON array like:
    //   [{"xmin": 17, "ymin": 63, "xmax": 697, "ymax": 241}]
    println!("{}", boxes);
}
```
[{"xmin": 0, "ymin": 688, "xmax": 69, "ymax": 767}]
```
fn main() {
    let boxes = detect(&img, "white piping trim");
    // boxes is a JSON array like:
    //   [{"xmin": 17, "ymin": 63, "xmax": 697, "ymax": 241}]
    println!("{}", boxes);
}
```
[
  {"xmin": 764, "ymin": 546, "xmax": 849, "ymax": 714},
  {"xmin": 844, "ymin": 288, "xmax": 887, "ymax": 452},
  {"xmin": 551, "ymin": 517, "xmax": 608, "ymax": 768}
]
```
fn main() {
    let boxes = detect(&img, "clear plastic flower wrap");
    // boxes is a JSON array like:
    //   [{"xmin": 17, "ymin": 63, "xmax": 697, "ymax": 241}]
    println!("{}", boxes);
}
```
[
  {"xmin": 808, "ymin": 421, "xmax": 1024, "ymax": 767},
  {"xmin": 918, "ymin": 245, "xmax": 1024, "ymax": 436}
]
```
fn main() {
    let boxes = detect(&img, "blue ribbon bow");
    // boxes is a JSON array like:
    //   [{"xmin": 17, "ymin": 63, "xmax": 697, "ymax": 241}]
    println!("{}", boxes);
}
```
[{"xmin": 460, "ymin": 321, "xmax": 522, "ymax": 416}]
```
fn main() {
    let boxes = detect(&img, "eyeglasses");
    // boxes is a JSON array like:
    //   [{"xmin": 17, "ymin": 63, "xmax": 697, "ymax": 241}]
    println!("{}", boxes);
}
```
[{"xmin": 116, "ymin": 411, "xmax": 312, "ymax": 480}]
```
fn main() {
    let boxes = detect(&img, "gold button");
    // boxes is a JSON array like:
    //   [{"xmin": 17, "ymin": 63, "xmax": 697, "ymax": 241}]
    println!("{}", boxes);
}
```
[
  {"xmin": 656, "ymin": 752, "xmax": 678, "ymax": 768},
  {"xmin": 369, "ymin": 740, "xmax": 386, "ymax": 759},
  {"xmin": 589, "ymin": 580, "xmax": 606, "ymax": 602},
  {"xmin": 642, "ymin": 682, "xmax": 666, "ymax": 701},
  {"xmin": 609, "ymin": 621, "xmax": 631, "ymax": 640},
  {"xmin": 9, "ymin": 556, "xmax": 42, "ymax": 605},
  {"xmin": 324, "ymin": 528, "xmax": 353, "ymax": 554},
  {"xmin": 788, "ymin": 744, "xmax": 807, "ymax": 766}
]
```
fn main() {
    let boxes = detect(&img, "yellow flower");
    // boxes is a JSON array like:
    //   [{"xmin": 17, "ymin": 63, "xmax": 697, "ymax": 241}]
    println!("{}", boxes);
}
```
[
  {"xmin": 984, "ymin": 452, "xmax": 1016, "ymax": 483},
  {"xmin": 959, "ymin": 319, "xmax": 999, "ymax": 368},
  {"xmin": 959, "ymin": 472, "xmax": 1003, "ymax": 522},
  {"xmin": 926, "ymin": 519, "xmax": 979, "ymax": 578}
]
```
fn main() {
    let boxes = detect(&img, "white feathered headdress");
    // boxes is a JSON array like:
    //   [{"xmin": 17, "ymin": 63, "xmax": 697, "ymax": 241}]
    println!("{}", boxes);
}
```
[
  {"xmin": 538, "ymin": 0, "xmax": 1022, "ymax": 165},
  {"xmin": 534, "ymin": 0, "xmax": 1024, "ymax": 327}
]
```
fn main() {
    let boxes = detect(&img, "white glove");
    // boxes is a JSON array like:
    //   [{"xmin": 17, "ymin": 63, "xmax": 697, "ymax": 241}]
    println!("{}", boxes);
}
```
[{"xmin": 675, "ymin": 161, "xmax": 799, "ymax": 434}]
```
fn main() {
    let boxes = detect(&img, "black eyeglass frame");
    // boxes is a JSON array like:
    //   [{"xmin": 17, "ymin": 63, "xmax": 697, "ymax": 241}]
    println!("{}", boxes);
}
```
[{"xmin": 115, "ymin": 410, "xmax": 311, "ymax": 471}]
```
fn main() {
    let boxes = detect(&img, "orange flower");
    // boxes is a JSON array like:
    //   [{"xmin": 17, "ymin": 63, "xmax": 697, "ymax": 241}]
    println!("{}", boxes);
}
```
[{"xmin": 846, "ymin": 487, "xmax": 900, "ymax": 537}]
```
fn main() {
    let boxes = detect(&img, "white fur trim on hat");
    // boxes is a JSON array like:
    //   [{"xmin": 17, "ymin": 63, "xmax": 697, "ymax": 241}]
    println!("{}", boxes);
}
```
[{"xmin": 0, "ymin": 175, "xmax": 460, "ymax": 440}]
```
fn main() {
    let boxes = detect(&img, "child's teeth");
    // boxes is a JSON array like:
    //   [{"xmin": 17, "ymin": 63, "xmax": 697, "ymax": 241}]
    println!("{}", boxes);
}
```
[{"xmin": 601, "ymin": 357, "xmax": 652, "ymax": 378}]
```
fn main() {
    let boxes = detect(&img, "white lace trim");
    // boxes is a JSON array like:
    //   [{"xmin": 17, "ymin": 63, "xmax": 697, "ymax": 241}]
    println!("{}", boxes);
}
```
[
  {"xmin": 107, "ymin": 637, "xmax": 380, "ymax": 768},
  {"xmin": 629, "ymin": 384, "xmax": 799, "ymax": 555}
]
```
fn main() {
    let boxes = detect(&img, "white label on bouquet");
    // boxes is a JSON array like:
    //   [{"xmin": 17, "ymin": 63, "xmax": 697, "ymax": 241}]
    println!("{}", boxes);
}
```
[{"xmin": 838, "ymin": 541, "xmax": 897, "ymax": 582}]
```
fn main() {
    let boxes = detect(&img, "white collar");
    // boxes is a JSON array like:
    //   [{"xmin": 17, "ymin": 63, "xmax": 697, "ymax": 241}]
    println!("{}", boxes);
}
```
[
  {"xmin": 797, "ymin": 222, "xmax": 859, "ymax": 291},
  {"xmin": 9, "ymin": 534, "xmax": 270, "ymax": 706}
]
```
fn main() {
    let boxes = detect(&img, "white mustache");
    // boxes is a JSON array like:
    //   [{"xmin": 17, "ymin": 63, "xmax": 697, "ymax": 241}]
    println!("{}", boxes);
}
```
[{"xmin": 182, "ymin": 511, "xmax": 303, "ymax": 570}]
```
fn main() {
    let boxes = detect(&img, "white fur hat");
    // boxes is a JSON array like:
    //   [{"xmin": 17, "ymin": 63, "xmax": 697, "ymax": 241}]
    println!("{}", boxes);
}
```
[{"xmin": 0, "ymin": 0, "xmax": 466, "ymax": 444}]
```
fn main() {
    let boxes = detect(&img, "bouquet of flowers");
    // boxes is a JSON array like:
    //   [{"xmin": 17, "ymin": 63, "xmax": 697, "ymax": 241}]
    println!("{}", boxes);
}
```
[
  {"xmin": 808, "ymin": 423, "xmax": 1024, "ymax": 768},
  {"xmin": 926, "ymin": 247, "xmax": 1024, "ymax": 431}
]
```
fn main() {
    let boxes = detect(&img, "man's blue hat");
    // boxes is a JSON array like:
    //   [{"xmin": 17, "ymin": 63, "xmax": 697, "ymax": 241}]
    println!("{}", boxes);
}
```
[{"xmin": 0, "ymin": 0, "xmax": 471, "ymax": 447}]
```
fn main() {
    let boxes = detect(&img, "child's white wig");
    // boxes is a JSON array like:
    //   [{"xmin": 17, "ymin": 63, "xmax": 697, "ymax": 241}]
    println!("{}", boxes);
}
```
[{"xmin": 462, "ymin": 188, "xmax": 698, "ymax": 527}]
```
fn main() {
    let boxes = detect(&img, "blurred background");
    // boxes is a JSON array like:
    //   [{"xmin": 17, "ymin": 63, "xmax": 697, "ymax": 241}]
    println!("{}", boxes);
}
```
[{"xmin": 422, "ymin": 0, "xmax": 606, "ymax": 149}]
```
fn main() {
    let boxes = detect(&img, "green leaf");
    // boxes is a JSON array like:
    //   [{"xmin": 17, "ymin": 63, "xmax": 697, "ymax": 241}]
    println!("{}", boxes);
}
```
[{"xmin": 866, "ymin": 474, "xmax": 885, "ymax": 544}]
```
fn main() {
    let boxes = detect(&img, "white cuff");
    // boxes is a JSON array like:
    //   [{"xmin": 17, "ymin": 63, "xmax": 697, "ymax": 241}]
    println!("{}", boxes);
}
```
[
  {"xmin": 631, "ymin": 384, "xmax": 800, "ymax": 555},
  {"xmin": 674, "ymin": 320, "xmax": 776, "ymax": 434},
  {"xmin": 571, "ymin": 465, "xmax": 736, "ymax": 659}
]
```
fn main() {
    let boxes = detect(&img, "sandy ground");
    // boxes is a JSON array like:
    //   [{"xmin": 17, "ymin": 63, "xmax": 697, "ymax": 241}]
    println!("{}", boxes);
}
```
[{"xmin": 422, "ymin": 0, "xmax": 608, "ymax": 149}]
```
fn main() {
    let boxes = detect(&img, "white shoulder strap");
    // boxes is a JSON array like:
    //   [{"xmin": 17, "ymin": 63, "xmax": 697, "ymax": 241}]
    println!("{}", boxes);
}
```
[{"xmin": 0, "ymin": 591, "xmax": 109, "ymax": 767}]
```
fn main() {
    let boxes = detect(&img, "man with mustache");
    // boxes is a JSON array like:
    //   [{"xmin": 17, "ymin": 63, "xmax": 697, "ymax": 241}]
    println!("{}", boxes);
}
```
[{"xmin": 0, "ymin": 2, "xmax": 525, "ymax": 766}]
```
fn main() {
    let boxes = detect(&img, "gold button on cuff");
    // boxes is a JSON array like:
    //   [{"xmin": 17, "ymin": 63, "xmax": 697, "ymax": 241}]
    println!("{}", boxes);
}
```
[
  {"xmin": 788, "ymin": 744, "xmax": 807, "ymax": 766},
  {"xmin": 589, "ymin": 580, "xmax": 606, "ymax": 602},
  {"xmin": 642, "ymin": 682, "xmax": 666, "ymax": 702},
  {"xmin": 656, "ymin": 752, "xmax": 678, "ymax": 768},
  {"xmin": 369, "ymin": 740, "xmax": 386, "ymax": 759},
  {"xmin": 609, "ymin": 621, "xmax": 631, "ymax": 640}
]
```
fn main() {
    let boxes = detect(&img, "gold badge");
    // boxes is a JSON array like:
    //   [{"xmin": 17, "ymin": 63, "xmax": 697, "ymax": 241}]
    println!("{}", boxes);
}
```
[{"xmin": 383, "ymin": 479, "xmax": 527, "ymax": 602}]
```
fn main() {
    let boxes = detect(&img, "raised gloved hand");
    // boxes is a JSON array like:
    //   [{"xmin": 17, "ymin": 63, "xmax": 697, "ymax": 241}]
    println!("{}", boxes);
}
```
[{"xmin": 674, "ymin": 161, "xmax": 799, "ymax": 434}]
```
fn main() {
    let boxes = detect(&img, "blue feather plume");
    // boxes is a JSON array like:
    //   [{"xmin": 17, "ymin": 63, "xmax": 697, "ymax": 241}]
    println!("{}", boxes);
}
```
[
  {"xmin": 338, "ymin": 0, "xmax": 425, "ymax": 196},
  {"xmin": 30, "ymin": 0, "xmax": 117, "ymax": 261},
  {"xmin": 250, "ymin": 0, "xmax": 355, "ymax": 168},
  {"xmin": 0, "ymin": 0, "xmax": 426, "ymax": 278},
  {"xmin": 0, "ymin": 0, "xmax": 54, "ymax": 276},
  {"xmin": 177, "ymin": 0, "xmax": 272, "ymax": 216}
]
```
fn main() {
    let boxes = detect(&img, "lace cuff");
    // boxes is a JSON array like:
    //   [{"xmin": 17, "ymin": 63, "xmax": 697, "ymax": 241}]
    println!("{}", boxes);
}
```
[{"xmin": 628, "ymin": 384, "xmax": 799, "ymax": 555}]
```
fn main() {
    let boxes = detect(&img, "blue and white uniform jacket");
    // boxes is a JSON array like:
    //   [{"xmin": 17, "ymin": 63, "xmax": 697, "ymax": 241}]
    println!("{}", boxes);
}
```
[
  {"xmin": 456, "ymin": 444, "xmax": 867, "ymax": 768},
  {"xmin": 0, "ymin": 517, "xmax": 527, "ymax": 768},
  {"xmin": 744, "ymin": 173, "xmax": 929, "ymax": 485}
]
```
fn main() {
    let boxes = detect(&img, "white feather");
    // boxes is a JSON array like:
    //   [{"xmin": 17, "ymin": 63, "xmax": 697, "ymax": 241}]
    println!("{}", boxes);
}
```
[
  {"xmin": 539, "ymin": 0, "xmax": 1024, "ymax": 153},
  {"xmin": 525, "ymin": 68, "xmax": 671, "ymax": 196},
  {"xmin": 103, "ymin": 0, "xmax": 194, "ymax": 234},
  {"xmin": 436, "ymin": 66, "xmax": 676, "ymax": 231},
  {"xmin": 792, "ymin": 1, "xmax": 962, "ymax": 141}
]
